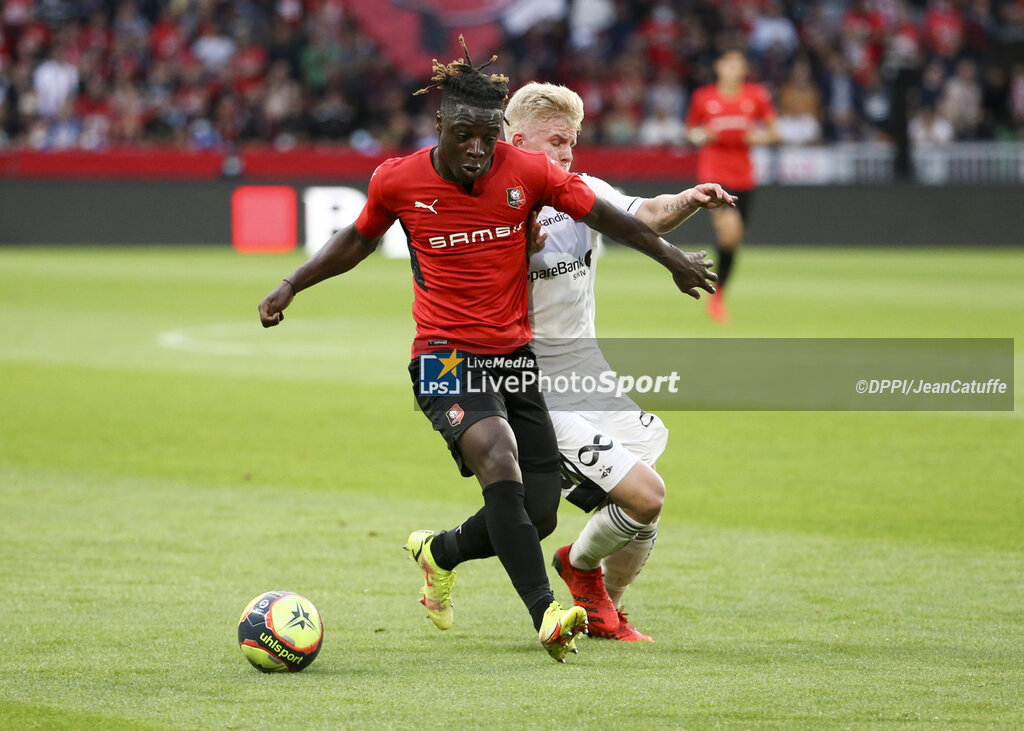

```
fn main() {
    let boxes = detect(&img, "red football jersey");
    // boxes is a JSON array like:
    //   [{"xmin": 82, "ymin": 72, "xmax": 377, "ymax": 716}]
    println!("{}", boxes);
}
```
[
  {"xmin": 685, "ymin": 82, "xmax": 776, "ymax": 191},
  {"xmin": 355, "ymin": 142, "xmax": 597, "ymax": 356}
]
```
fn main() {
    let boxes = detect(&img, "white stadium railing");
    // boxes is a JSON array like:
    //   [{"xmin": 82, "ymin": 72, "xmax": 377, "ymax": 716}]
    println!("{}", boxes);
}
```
[{"xmin": 752, "ymin": 142, "xmax": 1024, "ymax": 185}]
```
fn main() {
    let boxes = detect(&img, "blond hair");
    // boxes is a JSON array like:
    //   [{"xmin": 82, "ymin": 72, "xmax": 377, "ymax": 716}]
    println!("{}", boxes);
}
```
[{"xmin": 503, "ymin": 82, "xmax": 584, "ymax": 140}]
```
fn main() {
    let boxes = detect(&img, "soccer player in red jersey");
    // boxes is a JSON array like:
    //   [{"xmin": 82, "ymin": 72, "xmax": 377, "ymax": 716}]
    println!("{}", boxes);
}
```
[
  {"xmin": 686, "ymin": 50, "xmax": 779, "ymax": 323},
  {"xmin": 258, "ymin": 39, "xmax": 716, "ymax": 662}
]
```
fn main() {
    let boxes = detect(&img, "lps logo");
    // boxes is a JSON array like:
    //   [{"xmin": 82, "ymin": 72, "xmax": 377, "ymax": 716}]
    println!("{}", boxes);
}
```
[{"xmin": 418, "ymin": 350, "xmax": 464, "ymax": 395}]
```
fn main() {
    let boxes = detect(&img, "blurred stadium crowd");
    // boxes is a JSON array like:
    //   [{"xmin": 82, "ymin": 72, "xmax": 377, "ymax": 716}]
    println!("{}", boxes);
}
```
[{"xmin": 1, "ymin": 0, "xmax": 1023, "ymax": 151}]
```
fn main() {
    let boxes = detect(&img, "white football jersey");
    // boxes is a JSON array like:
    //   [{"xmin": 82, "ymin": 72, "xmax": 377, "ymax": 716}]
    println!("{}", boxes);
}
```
[
  {"xmin": 528, "ymin": 174, "xmax": 642, "ymax": 343},
  {"xmin": 529, "ymin": 174, "xmax": 643, "ymax": 410}
]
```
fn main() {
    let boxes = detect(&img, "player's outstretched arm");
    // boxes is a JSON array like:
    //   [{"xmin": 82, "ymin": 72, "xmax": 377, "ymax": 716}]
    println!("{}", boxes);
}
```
[
  {"xmin": 636, "ymin": 183, "xmax": 737, "ymax": 234},
  {"xmin": 258, "ymin": 224, "xmax": 379, "ymax": 328},
  {"xmin": 582, "ymin": 197, "xmax": 717, "ymax": 300}
]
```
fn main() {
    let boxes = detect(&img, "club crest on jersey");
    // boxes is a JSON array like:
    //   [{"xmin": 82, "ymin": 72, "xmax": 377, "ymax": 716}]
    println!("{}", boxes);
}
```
[
  {"xmin": 506, "ymin": 186, "xmax": 525, "ymax": 209},
  {"xmin": 446, "ymin": 404, "xmax": 464, "ymax": 427}
]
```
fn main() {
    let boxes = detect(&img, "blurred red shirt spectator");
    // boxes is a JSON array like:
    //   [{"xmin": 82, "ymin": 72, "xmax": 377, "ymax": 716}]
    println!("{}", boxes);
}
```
[{"xmin": 923, "ymin": 0, "xmax": 965, "ymax": 58}]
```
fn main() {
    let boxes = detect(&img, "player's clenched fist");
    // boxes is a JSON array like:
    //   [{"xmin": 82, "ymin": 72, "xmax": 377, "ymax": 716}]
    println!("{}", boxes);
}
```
[{"xmin": 258, "ymin": 280, "xmax": 296, "ymax": 327}]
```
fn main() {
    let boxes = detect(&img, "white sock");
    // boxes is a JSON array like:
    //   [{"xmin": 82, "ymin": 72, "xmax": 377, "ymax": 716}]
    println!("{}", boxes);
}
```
[
  {"xmin": 602, "ymin": 521, "xmax": 658, "ymax": 608},
  {"xmin": 569, "ymin": 503, "xmax": 645, "ymax": 571}
]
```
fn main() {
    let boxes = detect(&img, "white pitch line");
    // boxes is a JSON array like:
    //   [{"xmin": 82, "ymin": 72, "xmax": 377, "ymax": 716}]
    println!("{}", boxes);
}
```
[{"xmin": 155, "ymin": 320, "xmax": 404, "ymax": 360}]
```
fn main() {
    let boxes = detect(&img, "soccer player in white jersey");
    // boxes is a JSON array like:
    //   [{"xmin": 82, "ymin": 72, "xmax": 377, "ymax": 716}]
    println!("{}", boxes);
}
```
[{"xmin": 505, "ymin": 82, "xmax": 736, "ymax": 641}]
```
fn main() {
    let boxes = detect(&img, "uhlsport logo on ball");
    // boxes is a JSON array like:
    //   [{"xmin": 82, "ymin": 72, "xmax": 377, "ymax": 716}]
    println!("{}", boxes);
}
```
[{"xmin": 237, "ymin": 590, "xmax": 323, "ymax": 672}]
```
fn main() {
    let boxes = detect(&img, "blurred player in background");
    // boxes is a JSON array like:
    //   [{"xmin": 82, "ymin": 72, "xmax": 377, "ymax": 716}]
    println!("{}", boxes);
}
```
[
  {"xmin": 686, "ymin": 50, "xmax": 779, "ymax": 323},
  {"xmin": 505, "ymin": 82, "xmax": 735, "ymax": 640},
  {"xmin": 258, "ymin": 40, "xmax": 717, "ymax": 662}
]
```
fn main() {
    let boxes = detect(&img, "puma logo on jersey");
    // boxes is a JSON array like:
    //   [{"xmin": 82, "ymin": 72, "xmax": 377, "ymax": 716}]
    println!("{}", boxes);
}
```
[{"xmin": 415, "ymin": 199, "xmax": 439, "ymax": 214}]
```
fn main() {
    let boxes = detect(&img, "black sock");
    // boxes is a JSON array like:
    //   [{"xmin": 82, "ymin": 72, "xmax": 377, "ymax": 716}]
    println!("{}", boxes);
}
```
[
  {"xmin": 716, "ymin": 247, "xmax": 735, "ymax": 290},
  {"xmin": 433, "ymin": 470, "xmax": 562, "ymax": 569},
  {"xmin": 431, "ymin": 509, "xmax": 493, "ymax": 571},
  {"xmin": 481, "ymin": 480, "xmax": 554, "ymax": 630},
  {"xmin": 522, "ymin": 470, "xmax": 560, "ymax": 540}
]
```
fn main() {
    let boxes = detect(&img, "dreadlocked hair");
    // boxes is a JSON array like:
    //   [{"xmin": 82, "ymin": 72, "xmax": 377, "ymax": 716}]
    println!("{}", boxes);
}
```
[{"xmin": 414, "ymin": 34, "xmax": 509, "ymax": 114}]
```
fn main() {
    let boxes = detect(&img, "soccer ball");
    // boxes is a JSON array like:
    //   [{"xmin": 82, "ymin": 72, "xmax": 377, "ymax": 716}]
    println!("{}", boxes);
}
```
[{"xmin": 237, "ymin": 590, "xmax": 324, "ymax": 672}]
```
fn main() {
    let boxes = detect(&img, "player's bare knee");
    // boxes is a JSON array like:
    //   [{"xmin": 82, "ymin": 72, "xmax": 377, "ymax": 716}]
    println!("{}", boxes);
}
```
[
  {"xmin": 470, "ymin": 444, "xmax": 520, "ymax": 485},
  {"xmin": 638, "ymin": 479, "xmax": 665, "ymax": 523},
  {"xmin": 626, "ymin": 472, "xmax": 665, "ymax": 524},
  {"xmin": 459, "ymin": 417, "xmax": 520, "ymax": 483},
  {"xmin": 611, "ymin": 463, "xmax": 665, "ymax": 524}
]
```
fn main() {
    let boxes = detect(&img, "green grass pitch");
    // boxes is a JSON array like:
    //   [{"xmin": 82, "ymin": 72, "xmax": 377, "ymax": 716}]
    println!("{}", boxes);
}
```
[{"xmin": 1, "ymin": 243, "xmax": 1022, "ymax": 729}]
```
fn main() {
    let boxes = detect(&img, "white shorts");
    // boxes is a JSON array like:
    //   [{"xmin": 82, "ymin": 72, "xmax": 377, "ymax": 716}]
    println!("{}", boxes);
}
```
[{"xmin": 550, "ymin": 409, "xmax": 669, "ymax": 495}]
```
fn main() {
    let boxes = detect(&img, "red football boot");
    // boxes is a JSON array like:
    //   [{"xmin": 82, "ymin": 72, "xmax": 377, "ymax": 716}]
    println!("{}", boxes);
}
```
[
  {"xmin": 707, "ymin": 289, "xmax": 731, "ymax": 324},
  {"xmin": 612, "ymin": 609, "xmax": 653, "ymax": 642},
  {"xmin": 551, "ymin": 544, "xmax": 619, "ymax": 637}
]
